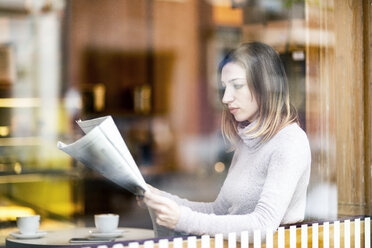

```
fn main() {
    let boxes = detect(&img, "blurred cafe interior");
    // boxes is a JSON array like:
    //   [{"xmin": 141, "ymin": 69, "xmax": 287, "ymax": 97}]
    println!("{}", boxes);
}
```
[{"xmin": 0, "ymin": 0, "xmax": 371, "ymax": 246}]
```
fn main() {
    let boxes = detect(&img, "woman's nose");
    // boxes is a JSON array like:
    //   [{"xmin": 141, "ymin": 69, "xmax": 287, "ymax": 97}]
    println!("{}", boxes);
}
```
[{"xmin": 222, "ymin": 88, "xmax": 234, "ymax": 104}]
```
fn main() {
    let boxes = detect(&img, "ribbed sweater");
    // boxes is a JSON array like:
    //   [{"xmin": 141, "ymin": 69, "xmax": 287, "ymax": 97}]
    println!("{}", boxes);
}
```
[{"xmin": 162, "ymin": 122, "xmax": 311, "ymax": 236}]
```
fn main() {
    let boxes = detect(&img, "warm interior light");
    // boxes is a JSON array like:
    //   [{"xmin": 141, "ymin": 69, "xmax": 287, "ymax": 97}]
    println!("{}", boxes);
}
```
[
  {"xmin": 0, "ymin": 126, "xmax": 10, "ymax": 136},
  {"xmin": 13, "ymin": 162, "xmax": 22, "ymax": 174},
  {"xmin": 93, "ymin": 84, "xmax": 105, "ymax": 112},
  {"xmin": 0, "ymin": 206, "xmax": 36, "ymax": 221},
  {"xmin": 214, "ymin": 161, "xmax": 225, "ymax": 173},
  {"xmin": 0, "ymin": 98, "xmax": 40, "ymax": 108}
]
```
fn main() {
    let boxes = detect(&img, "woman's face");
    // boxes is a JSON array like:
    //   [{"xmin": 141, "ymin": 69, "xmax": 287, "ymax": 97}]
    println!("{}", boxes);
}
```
[{"xmin": 221, "ymin": 62, "xmax": 259, "ymax": 122}]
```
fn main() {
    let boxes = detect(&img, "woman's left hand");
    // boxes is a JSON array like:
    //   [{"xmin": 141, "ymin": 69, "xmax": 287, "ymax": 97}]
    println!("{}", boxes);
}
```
[{"xmin": 144, "ymin": 190, "xmax": 180, "ymax": 229}]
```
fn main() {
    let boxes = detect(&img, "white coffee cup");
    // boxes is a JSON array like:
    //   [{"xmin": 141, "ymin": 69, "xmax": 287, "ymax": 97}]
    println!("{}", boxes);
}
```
[
  {"xmin": 94, "ymin": 214, "xmax": 119, "ymax": 233},
  {"xmin": 16, "ymin": 215, "xmax": 40, "ymax": 235}
]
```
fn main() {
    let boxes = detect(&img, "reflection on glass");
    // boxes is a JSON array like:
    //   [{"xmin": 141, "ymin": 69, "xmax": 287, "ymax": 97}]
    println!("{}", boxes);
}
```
[{"xmin": 0, "ymin": 0, "xmax": 370, "ymax": 243}]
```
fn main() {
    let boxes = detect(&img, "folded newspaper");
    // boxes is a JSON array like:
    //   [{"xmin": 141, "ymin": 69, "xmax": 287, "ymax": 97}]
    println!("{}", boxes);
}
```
[
  {"xmin": 57, "ymin": 115, "xmax": 148, "ymax": 196},
  {"xmin": 57, "ymin": 115, "xmax": 181, "ymax": 237}
]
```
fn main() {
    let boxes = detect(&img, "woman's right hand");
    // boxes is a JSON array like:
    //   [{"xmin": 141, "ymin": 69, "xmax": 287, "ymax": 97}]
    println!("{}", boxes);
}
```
[
  {"xmin": 146, "ymin": 184, "xmax": 163, "ymax": 195},
  {"xmin": 136, "ymin": 184, "xmax": 162, "ymax": 208},
  {"xmin": 143, "ymin": 189, "xmax": 180, "ymax": 229}
]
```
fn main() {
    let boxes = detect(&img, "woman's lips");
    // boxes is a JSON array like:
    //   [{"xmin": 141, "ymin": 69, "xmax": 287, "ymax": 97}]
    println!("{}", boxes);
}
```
[{"xmin": 229, "ymin": 108, "xmax": 238, "ymax": 114}]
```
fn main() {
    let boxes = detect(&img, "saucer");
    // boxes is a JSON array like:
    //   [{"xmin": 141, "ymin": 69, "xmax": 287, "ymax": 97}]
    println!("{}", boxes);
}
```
[
  {"xmin": 10, "ymin": 231, "xmax": 47, "ymax": 239},
  {"xmin": 89, "ymin": 229, "xmax": 124, "ymax": 238}
]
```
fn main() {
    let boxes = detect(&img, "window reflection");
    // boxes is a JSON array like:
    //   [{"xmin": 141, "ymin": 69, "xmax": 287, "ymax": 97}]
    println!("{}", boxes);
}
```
[{"xmin": 0, "ymin": 0, "xmax": 370, "ymax": 243}]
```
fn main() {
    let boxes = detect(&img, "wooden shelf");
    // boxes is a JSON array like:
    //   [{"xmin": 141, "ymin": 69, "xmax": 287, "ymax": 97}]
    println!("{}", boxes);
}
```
[
  {"xmin": 0, "ymin": 137, "xmax": 43, "ymax": 147},
  {"xmin": 0, "ymin": 169, "xmax": 81, "ymax": 184},
  {"xmin": 0, "ymin": 98, "xmax": 40, "ymax": 108}
]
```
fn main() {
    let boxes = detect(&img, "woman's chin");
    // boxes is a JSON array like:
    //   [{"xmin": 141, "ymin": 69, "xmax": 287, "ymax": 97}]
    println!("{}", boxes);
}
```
[{"xmin": 233, "ymin": 116, "xmax": 244, "ymax": 122}]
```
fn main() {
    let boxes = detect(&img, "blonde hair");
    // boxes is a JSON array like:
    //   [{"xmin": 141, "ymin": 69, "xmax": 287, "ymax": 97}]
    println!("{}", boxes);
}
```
[{"xmin": 219, "ymin": 42, "xmax": 299, "ymax": 148}]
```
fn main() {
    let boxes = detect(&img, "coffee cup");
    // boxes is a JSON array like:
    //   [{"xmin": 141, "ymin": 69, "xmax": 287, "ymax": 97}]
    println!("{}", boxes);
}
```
[
  {"xmin": 94, "ymin": 214, "xmax": 119, "ymax": 233},
  {"xmin": 16, "ymin": 215, "xmax": 40, "ymax": 235}
]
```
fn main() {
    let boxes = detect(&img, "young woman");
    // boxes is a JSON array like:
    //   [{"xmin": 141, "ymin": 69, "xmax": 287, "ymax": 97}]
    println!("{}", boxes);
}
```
[{"xmin": 143, "ymin": 42, "xmax": 311, "ymax": 237}]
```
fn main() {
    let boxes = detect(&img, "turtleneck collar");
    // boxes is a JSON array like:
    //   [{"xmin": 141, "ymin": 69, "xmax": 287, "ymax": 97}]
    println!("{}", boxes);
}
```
[{"xmin": 237, "ymin": 120, "xmax": 262, "ymax": 150}]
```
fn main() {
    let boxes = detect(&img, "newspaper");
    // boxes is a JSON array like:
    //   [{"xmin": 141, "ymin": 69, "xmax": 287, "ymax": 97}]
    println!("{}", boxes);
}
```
[
  {"xmin": 57, "ymin": 116, "xmax": 148, "ymax": 196},
  {"xmin": 57, "ymin": 116, "xmax": 180, "ymax": 237}
]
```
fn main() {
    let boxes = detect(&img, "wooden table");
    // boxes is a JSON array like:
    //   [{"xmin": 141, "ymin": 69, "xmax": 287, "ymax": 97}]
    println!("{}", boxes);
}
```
[
  {"xmin": 6, "ymin": 227, "xmax": 154, "ymax": 248},
  {"xmin": 6, "ymin": 218, "xmax": 370, "ymax": 248}
]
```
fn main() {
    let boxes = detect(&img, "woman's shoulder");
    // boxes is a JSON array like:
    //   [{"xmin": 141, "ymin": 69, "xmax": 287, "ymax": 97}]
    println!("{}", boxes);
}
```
[
  {"xmin": 268, "ymin": 122, "xmax": 310, "ymax": 151},
  {"xmin": 276, "ymin": 122, "xmax": 307, "ymax": 139},
  {"xmin": 264, "ymin": 123, "xmax": 311, "ymax": 170}
]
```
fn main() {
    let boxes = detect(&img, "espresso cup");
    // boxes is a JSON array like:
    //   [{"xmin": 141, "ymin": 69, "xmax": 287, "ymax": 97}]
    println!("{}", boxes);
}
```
[
  {"xmin": 94, "ymin": 214, "xmax": 119, "ymax": 233},
  {"xmin": 16, "ymin": 215, "xmax": 40, "ymax": 235}
]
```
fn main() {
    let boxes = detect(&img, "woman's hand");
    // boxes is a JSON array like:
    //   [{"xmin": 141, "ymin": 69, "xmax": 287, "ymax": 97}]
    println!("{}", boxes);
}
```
[
  {"xmin": 136, "ymin": 184, "xmax": 162, "ymax": 208},
  {"xmin": 144, "ymin": 189, "xmax": 180, "ymax": 229},
  {"xmin": 146, "ymin": 184, "xmax": 163, "ymax": 195}
]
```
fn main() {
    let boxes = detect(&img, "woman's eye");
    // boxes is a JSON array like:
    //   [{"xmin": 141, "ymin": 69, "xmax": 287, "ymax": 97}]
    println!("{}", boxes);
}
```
[{"xmin": 233, "ymin": 84, "xmax": 244, "ymax": 89}]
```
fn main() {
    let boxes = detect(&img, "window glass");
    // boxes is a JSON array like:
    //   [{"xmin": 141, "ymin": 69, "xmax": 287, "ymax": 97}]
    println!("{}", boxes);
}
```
[{"xmin": 0, "ymin": 0, "xmax": 370, "ymax": 242}]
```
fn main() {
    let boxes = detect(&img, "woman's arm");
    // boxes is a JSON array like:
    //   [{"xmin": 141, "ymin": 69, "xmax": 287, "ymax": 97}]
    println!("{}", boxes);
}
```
[
  {"xmin": 143, "ymin": 184, "xmax": 230, "ymax": 230},
  {"xmin": 159, "ymin": 188, "xmax": 228, "ymax": 215},
  {"xmin": 151, "ymin": 150, "xmax": 241, "ymax": 215},
  {"xmin": 173, "ymin": 139, "xmax": 311, "ymax": 236}
]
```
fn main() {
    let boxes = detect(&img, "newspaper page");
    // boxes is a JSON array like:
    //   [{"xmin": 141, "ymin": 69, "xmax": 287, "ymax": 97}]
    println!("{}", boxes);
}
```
[{"xmin": 57, "ymin": 116, "xmax": 148, "ymax": 196}]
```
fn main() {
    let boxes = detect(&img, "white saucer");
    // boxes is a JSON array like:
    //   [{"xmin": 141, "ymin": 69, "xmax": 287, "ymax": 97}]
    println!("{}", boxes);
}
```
[
  {"xmin": 10, "ymin": 231, "xmax": 47, "ymax": 239},
  {"xmin": 89, "ymin": 229, "xmax": 124, "ymax": 238}
]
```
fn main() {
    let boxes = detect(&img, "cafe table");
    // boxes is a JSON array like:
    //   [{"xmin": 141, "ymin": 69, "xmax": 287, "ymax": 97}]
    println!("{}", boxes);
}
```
[{"xmin": 6, "ymin": 227, "xmax": 155, "ymax": 248}]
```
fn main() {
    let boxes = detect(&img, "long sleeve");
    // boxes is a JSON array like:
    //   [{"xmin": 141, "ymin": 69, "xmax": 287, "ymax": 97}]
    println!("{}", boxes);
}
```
[
  {"xmin": 173, "ymin": 123, "xmax": 311, "ymax": 236},
  {"xmin": 161, "ymin": 189, "xmax": 229, "ymax": 215}
]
